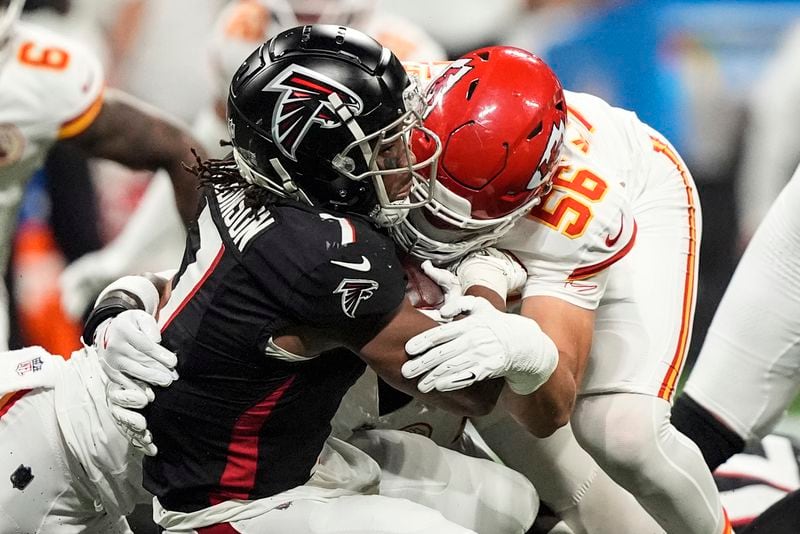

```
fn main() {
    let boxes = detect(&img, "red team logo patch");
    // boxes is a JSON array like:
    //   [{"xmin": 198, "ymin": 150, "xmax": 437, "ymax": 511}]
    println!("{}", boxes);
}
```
[
  {"xmin": 334, "ymin": 278, "xmax": 379, "ymax": 318},
  {"xmin": 264, "ymin": 65, "xmax": 363, "ymax": 161}
]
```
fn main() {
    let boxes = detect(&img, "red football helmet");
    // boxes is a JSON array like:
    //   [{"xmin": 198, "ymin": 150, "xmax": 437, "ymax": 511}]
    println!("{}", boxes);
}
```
[{"xmin": 391, "ymin": 46, "xmax": 567, "ymax": 263}]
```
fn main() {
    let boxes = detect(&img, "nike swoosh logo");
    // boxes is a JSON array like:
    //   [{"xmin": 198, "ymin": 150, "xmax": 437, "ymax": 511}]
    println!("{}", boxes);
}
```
[
  {"xmin": 330, "ymin": 256, "xmax": 371, "ymax": 272},
  {"xmin": 452, "ymin": 371, "xmax": 477, "ymax": 384},
  {"xmin": 605, "ymin": 213, "xmax": 625, "ymax": 247}
]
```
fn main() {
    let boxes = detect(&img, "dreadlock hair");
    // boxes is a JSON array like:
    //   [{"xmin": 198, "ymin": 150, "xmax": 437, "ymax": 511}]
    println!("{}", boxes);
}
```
[{"xmin": 186, "ymin": 149, "xmax": 280, "ymax": 215}]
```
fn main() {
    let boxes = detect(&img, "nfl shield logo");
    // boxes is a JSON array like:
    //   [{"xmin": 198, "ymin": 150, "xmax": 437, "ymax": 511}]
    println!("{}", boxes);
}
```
[{"xmin": 16, "ymin": 356, "xmax": 44, "ymax": 376}]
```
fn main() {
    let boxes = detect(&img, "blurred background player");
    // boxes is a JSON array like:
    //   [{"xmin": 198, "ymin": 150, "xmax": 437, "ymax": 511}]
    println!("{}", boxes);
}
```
[
  {"xmin": 733, "ymin": 21, "xmax": 800, "ymax": 248},
  {"xmin": 0, "ymin": 0, "xmax": 202, "ymax": 352}
]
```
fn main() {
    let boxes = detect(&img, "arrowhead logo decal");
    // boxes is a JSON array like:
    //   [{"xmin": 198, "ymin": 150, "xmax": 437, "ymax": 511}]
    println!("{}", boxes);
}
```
[
  {"xmin": 423, "ymin": 58, "xmax": 474, "ymax": 118},
  {"xmin": 334, "ymin": 278, "xmax": 379, "ymax": 318},
  {"xmin": 264, "ymin": 64, "xmax": 363, "ymax": 161}
]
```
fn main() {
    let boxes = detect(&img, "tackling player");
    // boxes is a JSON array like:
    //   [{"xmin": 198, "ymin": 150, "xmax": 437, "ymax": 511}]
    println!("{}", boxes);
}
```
[
  {"xmin": 0, "ymin": 275, "xmax": 171, "ymax": 533},
  {"xmin": 394, "ymin": 46, "xmax": 730, "ymax": 534},
  {"xmin": 0, "ymin": 0, "xmax": 203, "ymax": 347}
]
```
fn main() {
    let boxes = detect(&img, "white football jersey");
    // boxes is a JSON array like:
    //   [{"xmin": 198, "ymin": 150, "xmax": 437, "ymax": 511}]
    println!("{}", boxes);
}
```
[
  {"xmin": 497, "ymin": 91, "xmax": 651, "ymax": 310},
  {"xmin": 498, "ymin": 90, "xmax": 701, "ymax": 400},
  {"xmin": 0, "ymin": 22, "xmax": 104, "ymax": 268}
]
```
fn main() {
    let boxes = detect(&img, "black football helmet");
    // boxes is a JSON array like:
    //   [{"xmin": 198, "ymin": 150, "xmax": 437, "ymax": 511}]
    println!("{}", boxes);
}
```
[{"xmin": 227, "ymin": 24, "xmax": 441, "ymax": 225}]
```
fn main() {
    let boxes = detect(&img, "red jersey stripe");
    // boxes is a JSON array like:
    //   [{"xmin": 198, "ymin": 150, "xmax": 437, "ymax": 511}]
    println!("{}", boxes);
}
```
[
  {"xmin": 161, "ymin": 243, "xmax": 225, "ymax": 332},
  {"xmin": 197, "ymin": 523, "xmax": 241, "ymax": 534},
  {"xmin": 0, "ymin": 390, "xmax": 32, "ymax": 419},
  {"xmin": 568, "ymin": 221, "xmax": 638, "ymax": 281},
  {"xmin": 209, "ymin": 375, "xmax": 297, "ymax": 505},
  {"xmin": 652, "ymin": 135, "xmax": 699, "ymax": 401}
]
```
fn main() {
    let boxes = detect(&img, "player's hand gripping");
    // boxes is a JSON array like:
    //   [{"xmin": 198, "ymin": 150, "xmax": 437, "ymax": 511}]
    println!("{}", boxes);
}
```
[
  {"xmin": 417, "ymin": 260, "xmax": 462, "ymax": 321},
  {"xmin": 455, "ymin": 248, "xmax": 527, "ymax": 300},
  {"xmin": 97, "ymin": 310, "xmax": 178, "ymax": 456},
  {"xmin": 401, "ymin": 296, "xmax": 558, "ymax": 395}
]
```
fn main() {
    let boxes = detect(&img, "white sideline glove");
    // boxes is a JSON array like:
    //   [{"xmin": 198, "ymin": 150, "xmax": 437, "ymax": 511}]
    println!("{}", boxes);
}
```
[
  {"xmin": 402, "ymin": 296, "xmax": 558, "ymax": 395},
  {"xmin": 96, "ymin": 310, "xmax": 178, "ymax": 456},
  {"xmin": 455, "ymin": 248, "xmax": 527, "ymax": 301}
]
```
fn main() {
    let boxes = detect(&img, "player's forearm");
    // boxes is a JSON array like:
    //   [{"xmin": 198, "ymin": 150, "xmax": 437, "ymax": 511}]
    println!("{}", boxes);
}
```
[
  {"xmin": 72, "ymin": 90, "xmax": 202, "ymax": 225},
  {"xmin": 509, "ymin": 296, "xmax": 592, "ymax": 435},
  {"xmin": 358, "ymin": 299, "xmax": 501, "ymax": 416},
  {"xmin": 383, "ymin": 369, "xmax": 503, "ymax": 417},
  {"xmin": 500, "ymin": 365, "xmax": 577, "ymax": 438},
  {"xmin": 122, "ymin": 117, "xmax": 201, "ymax": 226},
  {"xmin": 83, "ymin": 272, "xmax": 173, "ymax": 343},
  {"xmin": 465, "ymin": 285, "xmax": 506, "ymax": 311}
]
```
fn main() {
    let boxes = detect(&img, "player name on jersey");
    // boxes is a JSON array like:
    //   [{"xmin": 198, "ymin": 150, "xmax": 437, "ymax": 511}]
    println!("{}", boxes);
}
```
[{"xmin": 216, "ymin": 188, "xmax": 275, "ymax": 251}]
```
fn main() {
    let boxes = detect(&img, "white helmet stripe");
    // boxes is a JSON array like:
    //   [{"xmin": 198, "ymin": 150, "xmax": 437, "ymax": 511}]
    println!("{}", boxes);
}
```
[{"xmin": 328, "ymin": 91, "xmax": 373, "ymax": 165}]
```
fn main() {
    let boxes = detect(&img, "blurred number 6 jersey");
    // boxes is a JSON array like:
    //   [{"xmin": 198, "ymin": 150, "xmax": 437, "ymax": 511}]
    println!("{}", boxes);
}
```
[{"xmin": 0, "ymin": 21, "xmax": 104, "ymax": 348}]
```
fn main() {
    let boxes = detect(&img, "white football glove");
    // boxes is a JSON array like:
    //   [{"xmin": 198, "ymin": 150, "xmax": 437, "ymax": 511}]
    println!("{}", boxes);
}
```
[
  {"xmin": 417, "ymin": 260, "xmax": 463, "ymax": 321},
  {"xmin": 96, "ymin": 309, "xmax": 178, "ymax": 456},
  {"xmin": 106, "ymin": 378, "xmax": 158, "ymax": 456},
  {"xmin": 96, "ymin": 309, "xmax": 178, "ymax": 387},
  {"xmin": 455, "ymin": 248, "xmax": 527, "ymax": 301},
  {"xmin": 402, "ymin": 295, "xmax": 558, "ymax": 395}
]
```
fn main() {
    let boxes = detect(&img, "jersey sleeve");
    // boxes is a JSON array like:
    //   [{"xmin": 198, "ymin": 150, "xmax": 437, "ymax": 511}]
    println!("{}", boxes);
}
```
[
  {"xmin": 500, "ymin": 178, "xmax": 637, "ymax": 310},
  {"xmin": 15, "ymin": 24, "xmax": 105, "ymax": 139},
  {"xmin": 286, "ymin": 227, "xmax": 406, "ymax": 329},
  {"xmin": 52, "ymin": 40, "xmax": 105, "ymax": 139},
  {"xmin": 238, "ymin": 207, "xmax": 408, "ymax": 331}
]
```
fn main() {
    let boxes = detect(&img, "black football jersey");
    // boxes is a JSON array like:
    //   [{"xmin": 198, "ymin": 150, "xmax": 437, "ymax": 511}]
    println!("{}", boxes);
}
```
[{"xmin": 143, "ymin": 186, "xmax": 405, "ymax": 512}]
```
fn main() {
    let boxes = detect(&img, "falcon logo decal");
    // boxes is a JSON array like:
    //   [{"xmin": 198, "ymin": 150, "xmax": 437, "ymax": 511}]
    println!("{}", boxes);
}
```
[
  {"xmin": 423, "ymin": 58, "xmax": 473, "ymax": 118},
  {"xmin": 264, "ymin": 65, "xmax": 363, "ymax": 161},
  {"xmin": 334, "ymin": 278, "xmax": 379, "ymax": 318}
]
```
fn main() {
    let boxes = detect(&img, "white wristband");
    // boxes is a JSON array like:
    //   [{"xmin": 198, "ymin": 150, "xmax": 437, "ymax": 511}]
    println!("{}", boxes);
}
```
[
  {"xmin": 459, "ymin": 263, "xmax": 510, "ymax": 300},
  {"xmin": 94, "ymin": 275, "xmax": 160, "ymax": 317},
  {"xmin": 457, "ymin": 249, "xmax": 527, "ymax": 301},
  {"xmin": 506, "ymin": 331, "xmax": 559, "ymax": 395}
]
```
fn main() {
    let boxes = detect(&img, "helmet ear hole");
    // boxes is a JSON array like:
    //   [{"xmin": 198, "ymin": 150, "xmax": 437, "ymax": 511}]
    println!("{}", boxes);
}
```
[
  {"xmin": 527, "ymin": 122, "xmax": 543, "ymax": 140},
  {"xmin": 466, "ymin": 79, "xmax": 479, "ymax": 100}
]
